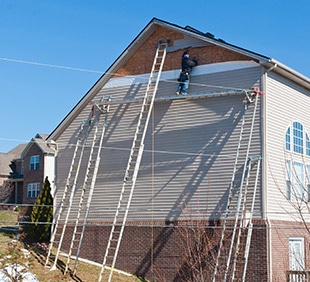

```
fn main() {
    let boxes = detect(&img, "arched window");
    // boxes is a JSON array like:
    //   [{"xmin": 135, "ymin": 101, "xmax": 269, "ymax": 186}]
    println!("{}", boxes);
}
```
[{"xmin": 285, "ymin": 121, "xmax": 310, "ymax": 156}]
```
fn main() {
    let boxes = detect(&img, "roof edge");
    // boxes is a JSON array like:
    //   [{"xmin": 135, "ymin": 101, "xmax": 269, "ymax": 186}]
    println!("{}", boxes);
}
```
[{"xmin": 261, "ymin": 58, "xmax": 310, "ymax": 89}]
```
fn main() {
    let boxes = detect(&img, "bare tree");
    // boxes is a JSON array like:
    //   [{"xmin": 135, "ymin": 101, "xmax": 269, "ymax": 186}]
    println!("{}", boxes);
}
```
[
  {"xmin": 175, "ymin": 205, "xmax": 222, "ymax": 282},
  {"xmin": 0, "ymin": 180, "xmax": 14, "ymax": 204}
]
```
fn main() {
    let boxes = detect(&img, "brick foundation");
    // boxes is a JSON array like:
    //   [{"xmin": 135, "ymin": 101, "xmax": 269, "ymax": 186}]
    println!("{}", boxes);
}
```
[{"xmin": 59, "ymin": 220, "xmax": 269, "ymax": 281}]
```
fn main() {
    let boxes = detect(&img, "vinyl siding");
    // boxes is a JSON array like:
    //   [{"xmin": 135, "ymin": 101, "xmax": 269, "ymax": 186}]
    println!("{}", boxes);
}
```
[
  {"xmin": 44, "ymin": 155, "xmax": 55, "ymax": 193},
  {"xmin": 265, "ymin": 72, "xmax": 310, "ymax": 221},
  {"xmin": 54, "ymin": 64, "xmax": 263, "ymax": 223}
]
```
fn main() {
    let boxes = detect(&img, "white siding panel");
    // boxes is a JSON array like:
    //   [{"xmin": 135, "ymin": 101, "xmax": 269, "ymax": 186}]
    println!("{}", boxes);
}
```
[
  {"xmin": 44, "ymin": 155, "xmax": 55, "ymax": 194},
  {"xmin": 265, "ymin": 72, "xmax": 310, "ymax": 221},
  {"xmin": 55, "ymin": 66, "xmax": 263, "ymax": 223}
]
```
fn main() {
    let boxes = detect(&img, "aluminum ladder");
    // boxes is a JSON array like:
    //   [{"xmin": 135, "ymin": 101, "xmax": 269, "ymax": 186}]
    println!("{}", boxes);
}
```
[
  {"xmin": 212, "ymin": 91, "xmax": 260, "ymax": 282},
  {"xmin": 229, "ymin": 93, "xmax": 260, "ymax": 282},
  {"xmin": 98, "ymin": 40, "xmax": 169, "ymax": 282},
  {"xmin": 230, "ymin": 156, "xmax": 253, "ymax": 281},
  {"xmin": 241, "ymin": 155, "xmax": 261, "ymax": 281},
  {"xmin": 45, "ymin": 100, "xmax": 101, "ymax": 270},
  {"xmin": 64, "ymin": 95, "xmax": 112, "ymax": 275}
]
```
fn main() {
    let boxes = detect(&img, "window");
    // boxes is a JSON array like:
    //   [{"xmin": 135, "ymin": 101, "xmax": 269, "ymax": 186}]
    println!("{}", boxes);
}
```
[
  {"xmin": 293, "ymin": 122, "xmax": 303, "ymax": 154},
  {"xmin": 289, "ymin": 237, "xmax": 305, "ymax": 271},
  {"xmin": 307, "ymin": 164, "xmax": 310, "ymax": 201},
  {"xmin": 285, "ymin": 122, "xmax": 310, "ymax": 156},
  {"xmin": 286, "ymin": 159, "xmax": 291, "ymax": 199},
  {"xmin": 293, "ymin": 161, "xmax": 304, "ymax": 200},
  {"xmin": 27, "ymin": 183, "xmax": 40, "ymax": 198},
  {"xmin": 286, "ymin": 161, "xmax": 309, "ymax": 201},
  {"xmin": 286, "ymin": 127, "xmax": 291, "ymax": 151},
  {"xmin": 285, "ymin": 122, "xmax": 310, "ymax": 202},
  {"xmin": 30, "ymin": 155, "xmax": 40, "ymax": 170},
  {"xmin": 307, "ymin": 135, "xmax": 310, "ymax": 156},
  {"xmin": 20, "ymin": 161, "xmax": 24, "ymax": 175}
]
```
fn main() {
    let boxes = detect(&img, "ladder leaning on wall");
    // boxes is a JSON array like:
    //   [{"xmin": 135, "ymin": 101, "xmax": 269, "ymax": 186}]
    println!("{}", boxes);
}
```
[
  {"xmin": 212, "ymin": 90, "xmax": 262, "ymax": 282},
  {"xmin": 64, "ymin": 95, "xmax": 112, "ymax": 275},
  {"xmin": 97, "ymin": 39, "xmax": 170, "ymax": 282},
  {"xmin": 45, "ymin": 96, "xmax": 111, "ymax": 272}
]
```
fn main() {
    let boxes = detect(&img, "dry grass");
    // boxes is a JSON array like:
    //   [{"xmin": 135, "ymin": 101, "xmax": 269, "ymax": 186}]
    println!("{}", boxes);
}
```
[
  {"xmin": 0, "ymin": 211, "xmax": 145, "ymax": 282},
  {"xmin": 0, "ymin": 209, "xmax": 18, "ymax": 227}
]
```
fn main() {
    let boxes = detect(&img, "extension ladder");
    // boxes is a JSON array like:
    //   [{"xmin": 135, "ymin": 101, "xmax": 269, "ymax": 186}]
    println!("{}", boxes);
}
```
[
  {"xmin": 212, "ymin": 91, "xmax": 260, "ymax": 282},
  {"xmin": 241, "ymin": 155, "xmax": 261, "ymax": 281},
  {"xmin": 65, "ymin": 96, "xmax": 112, "ymax": 275},
  {"xmin": 98, "ymin": 39, "xmax": 169, "ymax": 282},
  {"xmin": 45, "ymin": 98, "xmax": 105, "ymax": 270}
]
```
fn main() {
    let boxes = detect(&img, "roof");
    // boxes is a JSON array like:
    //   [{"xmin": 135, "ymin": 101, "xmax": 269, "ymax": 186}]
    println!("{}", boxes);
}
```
[
  {"xmin": 0, "ymin": 144, "xmax": 27, "ymax": 176},
  {"xmin": 47, "ymin": 17, "xmax": 310, "ymax": 142},
  {"xmin": 7, "ymin": 143, "xmax": 27, "ymax": 156},
  {"xmin": 21, "ymin": 133, "xmax": 55, "ymax": 158}
]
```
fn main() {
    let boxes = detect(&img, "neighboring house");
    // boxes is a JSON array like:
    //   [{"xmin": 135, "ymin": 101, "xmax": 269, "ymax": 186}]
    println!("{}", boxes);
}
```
[
  {"xmin": 46, "ymin": 18, "xmax": 310, "ymax": 281},
  {"xmin": 0, "ymin": 134, "xmax": 56, "ymax": 207},
  {"xmin": 21, "ymin": 133, "xmax": 56, "ymax": 206},
  {"xmin": 0, "ymin": 144, "xmax": 26, "ymax": 204}
]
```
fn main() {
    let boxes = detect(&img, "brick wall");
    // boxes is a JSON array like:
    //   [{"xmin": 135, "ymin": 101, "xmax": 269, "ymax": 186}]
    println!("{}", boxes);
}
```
[
  {"xmin": 23, "ymin": 144, "xmax": 44, "ymax": 205},
  {"xmin": 60, "ymin": 220, "xmax": 269, "ymax": 281},
  {"xmin": 270, "ymin": 220, "xmax": 310, "ymax": 282},
  {"xmin": 116, "ymin": 26, "xmax": 254, "ymax": 77}
]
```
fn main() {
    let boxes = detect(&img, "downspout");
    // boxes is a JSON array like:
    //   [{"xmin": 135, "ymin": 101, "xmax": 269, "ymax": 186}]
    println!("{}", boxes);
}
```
[
  {"xmin": 267, "ymin": 218, "xmax": 272, "ymax": 282},
  {"xmin": 267, "ymin": 62, "xmax": 278, "ymax": 73},
  {"xmin": 262, "ymin": 61, "xmax": 278, "ymax": 281}
]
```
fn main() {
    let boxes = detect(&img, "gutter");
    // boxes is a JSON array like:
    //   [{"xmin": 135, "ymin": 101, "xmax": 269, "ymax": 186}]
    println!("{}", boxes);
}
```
[{"xmin": 261, "ymin": 58, "xmax": 310, "ymax": 90}]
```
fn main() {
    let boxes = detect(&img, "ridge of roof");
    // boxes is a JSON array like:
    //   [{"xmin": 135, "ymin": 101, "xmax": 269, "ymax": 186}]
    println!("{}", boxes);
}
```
[{"xmin": 150, "ymin": 17, "xmax": 270, "ymax": 62}]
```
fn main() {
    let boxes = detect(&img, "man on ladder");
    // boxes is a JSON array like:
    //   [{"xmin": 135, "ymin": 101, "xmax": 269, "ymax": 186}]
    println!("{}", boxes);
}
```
[{"xmin": 176, "ymin": 51, "xmax": 198, "ymax": 95}]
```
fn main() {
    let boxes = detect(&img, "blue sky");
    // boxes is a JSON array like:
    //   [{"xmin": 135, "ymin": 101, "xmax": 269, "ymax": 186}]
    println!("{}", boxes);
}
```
[{"xmin": 0, "ymin": 0, "xmax": 309, "ymax": 152}]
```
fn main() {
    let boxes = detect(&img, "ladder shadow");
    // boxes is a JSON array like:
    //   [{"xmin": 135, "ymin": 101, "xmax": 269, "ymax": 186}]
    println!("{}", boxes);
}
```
[{"xmin": 134, "ymin": 100, "xmax": 245, "ymax": 280}]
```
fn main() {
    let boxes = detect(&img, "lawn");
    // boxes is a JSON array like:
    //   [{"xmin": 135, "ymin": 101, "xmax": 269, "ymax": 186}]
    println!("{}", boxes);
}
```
[{"xmin": 0, "ymin": 211, "xmax": 144, "ymax": 282}]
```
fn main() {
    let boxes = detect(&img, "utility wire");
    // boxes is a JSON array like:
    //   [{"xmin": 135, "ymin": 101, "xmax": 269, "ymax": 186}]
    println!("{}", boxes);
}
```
[
  {"xmin": 0, "ymin": 56, "xmax": 246, "ymax": 91},
  {"xmin": 0, "ymin": 57, "xmax": 103, "ymax": 74},
  {"xmin": 0, "ymin": 137, "xmax": 242, "ymax": 158}
]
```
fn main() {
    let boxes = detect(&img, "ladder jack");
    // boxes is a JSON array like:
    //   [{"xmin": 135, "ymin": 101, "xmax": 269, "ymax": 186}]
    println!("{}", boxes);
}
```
[
  {"xmin": 212, "ymin": 91, "xmax": 261, "ymax": 282},
  {"xmin": 97, "ymin": 39, "xmax": 169, "ymax": 282}
]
